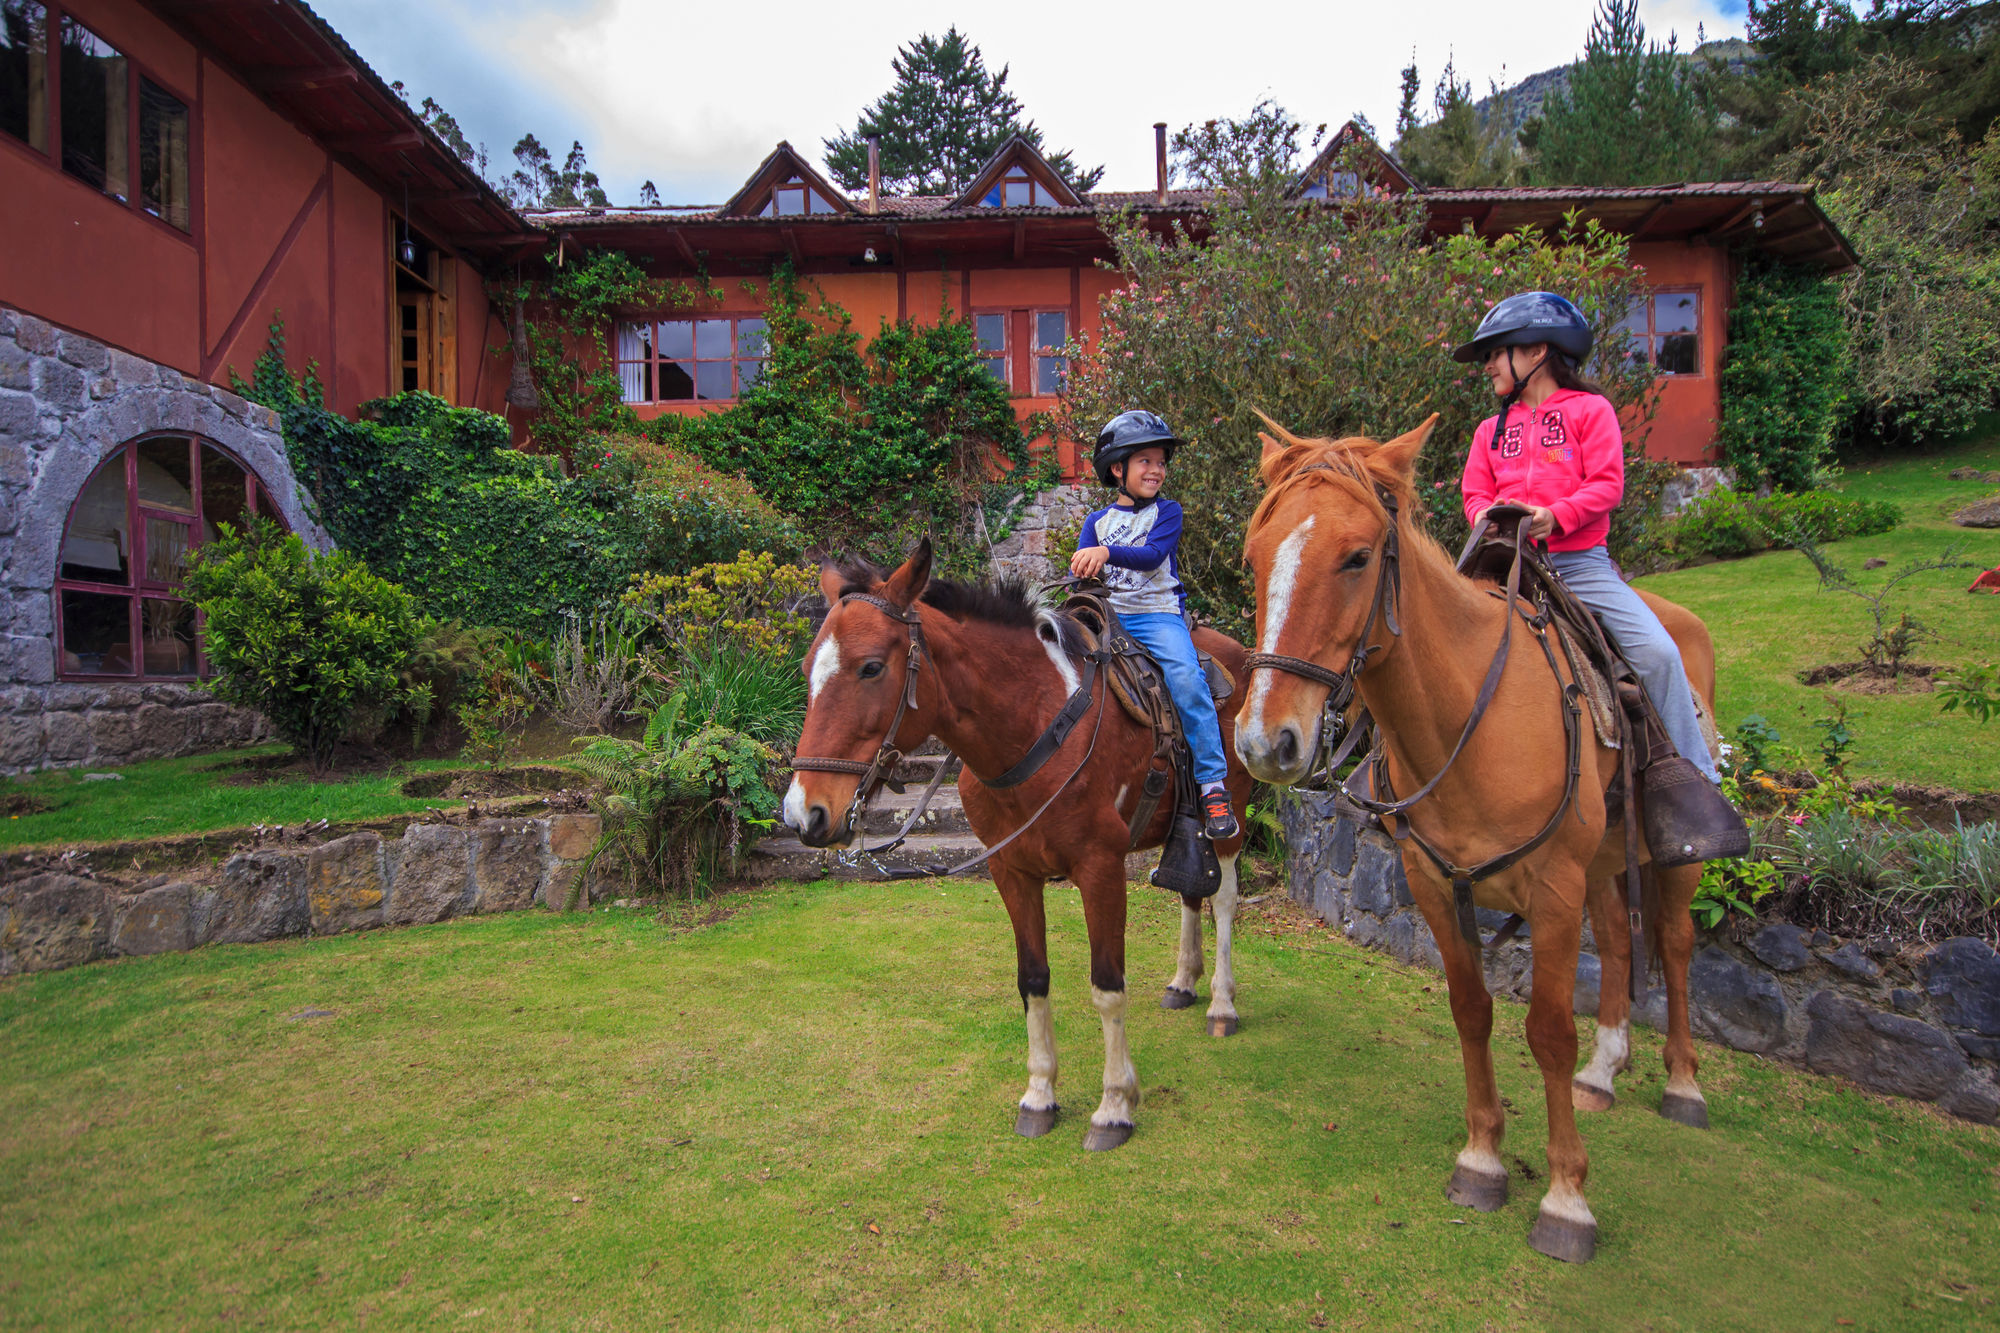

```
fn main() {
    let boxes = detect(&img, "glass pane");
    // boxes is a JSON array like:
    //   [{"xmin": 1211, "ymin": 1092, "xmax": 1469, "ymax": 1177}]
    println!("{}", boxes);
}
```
[
  {"xmin": 1300, "ymin": 180, "xmax": 1328, "ymax": 200},
  {"xmin": 693, "ymin": 319, "xmax": 731, "ymax": 358},
  {"xmin": 1004, "ymin": 178, "xmax": 1032, "ymax": 207},
  {"xmin": 61, "ymin": 454, "xmax": 129, "ymax": 583},
  {"xmin": 60, "ymin": 589, "xmax": 132, "ymax": 675},
  {"xmin": 142, "ymin": 515, "xmax": 191, "ymax": 584},
  {"xmin": 1034, "ymin": 355, "xmax": 1065, "ymax": 396},
  {"xmin": 756, "ymin": 198, "xmax": 775, "ymax": 218},
  {"xmin": 982, "ymin": 355, "xmax": 1007, "ymax": 385},
  {"xmin": 200, "ymin": 445, "xmax": 248, "ymax": 539},
  {"xmin": 737, "ymin": 358, "xmax": 764, "ymax": 390},
  {"xmin": 980, "ymin": 185, "xmax": 1002, "ymax": 207},
  {"xmin": 1653, "ymin": 291, "xmax": 1698, "ymax": 335},
  {"xmin": 694, "ymin": 360, "xmax": 733, "ymax": 400},
  {"xmin": 735, "ymin": 318, "xmax": 768, "ymax": 358},
  {"xmin": 658, "ymin": 361, "xmax": 695, "ymax": 400},
  {"xmin": 136, "ymin": 437, "xmax": 193, "ymax": 511},
  {"xmin": 1034, "ymin": 311, "xmax": 1067, "ymax": 351},
  {"xmin": 657, "ymin": 320, "xmax": 694, "ymax": 359},
  {"xmin": 975, "ymin": 313, "xmax": 1005, "ymax": 353},
  {"xmin": 138, "ymin": 77, "xmax": 188, "ymax": 230},
  {"xmin": 808, "ymin": 189, "xmax": 838, "ymax": 214},
  {"xmin": 0, "ymin": 0, "xmax": 48, "ymax": 152},
  {"xmin": 140, "ymin": 597, "xmax": 196, "ymax": 675},
  {"xmin": 1657, "ymin": 334, "xmax": 1699, "ymax": 376},
  {"xmin": 774, "ymin": 186, "xmax": 805, "ymax": 216},
  {"xmin": 59, "ymin": 17, "xmax": 125, "ymax": 200}
]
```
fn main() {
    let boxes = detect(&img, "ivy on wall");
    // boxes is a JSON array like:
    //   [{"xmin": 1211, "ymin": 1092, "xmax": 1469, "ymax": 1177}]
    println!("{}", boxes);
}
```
[{"xmin": 1716, "ymin": 258, "xmax": 1851, "ymax": 493}]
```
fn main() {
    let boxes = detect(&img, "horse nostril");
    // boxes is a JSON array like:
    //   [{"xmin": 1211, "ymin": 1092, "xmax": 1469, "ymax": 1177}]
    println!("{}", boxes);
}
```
[
  {"xmin": 803, "ymin": 806, "xmax": 829, "ymax": 845},
  {"xmin": 1275, "ymin": 726, "xmax": 1302, "ymax": 772}
]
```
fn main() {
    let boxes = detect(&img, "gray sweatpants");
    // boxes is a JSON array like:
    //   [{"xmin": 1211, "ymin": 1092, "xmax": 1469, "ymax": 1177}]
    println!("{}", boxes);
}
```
[{"xmin": 1547, "ymin": 545, "xmax": 1720, "ymax": 783}]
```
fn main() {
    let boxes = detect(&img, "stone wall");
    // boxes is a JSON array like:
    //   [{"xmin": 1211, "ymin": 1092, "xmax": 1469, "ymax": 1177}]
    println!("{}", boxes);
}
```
[
  {"xmin": 0, "ymin": 812, "xmax": 603, "ymax": 976},
  {"xmin": 989, "ymin": 484, "xmax": 1097, "ymax": 584},
  {"xmin": 1282, "ymin": 791, "xmax": 2000, "ymax": 1124},
  {"xmin": 0, "ymin": 307, "xmax": 327, "ymax": 774}
]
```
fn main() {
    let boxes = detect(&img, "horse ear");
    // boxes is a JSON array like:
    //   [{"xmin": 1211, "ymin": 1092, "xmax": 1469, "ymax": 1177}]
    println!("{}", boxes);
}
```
[
  {"xmin": 884, "ymin": 536, "xmax": 933, "ymax": 610},
  {"xmin": 1374, "ymin": 413, "xmax": 1440, "ymax": 481},
  {"xmin": 818, "ymin": 562, "xmax": 849, "ymax": 606},
  {"xmin": 1257, "ymin": 434, "xmax": 1289, "ymax": 485}
]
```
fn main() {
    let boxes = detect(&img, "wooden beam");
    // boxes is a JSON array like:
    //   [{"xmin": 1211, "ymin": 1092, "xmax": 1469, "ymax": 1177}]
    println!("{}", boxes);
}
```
[
  {"xmin": 1627, "ymin": 198, "xmax": 1672, "ymax": 238},
  {"xmin": 409, "ymin": 187, "xmax": 484, "ymax": 203},
  {"xmin": 781, "ymin": 227, "xmax": 802, "ymax": 266},
  {"xmin": 1711, "ymin": 197, "xmax": 1765, "ymax": 234},
  {"xmin": 885, "ymin": 222, "xmax": 902, "ymax": 268},
  {"xmin": 1012, "ymin": 219, "xmax": 1027, "ymax": 261},
  {"xmin": 1719, "ymin": 196, "xmax": 1803, "ymax": 238},
  {"xmin": 325, "ymin": 130, "xmax": 424, "ymax": 153},
  {"xmin": 251, "ymin": 65, "xmax": 357, "ymax": 92},
  {"xmin": 667, "ymin": 227, "xmax": 699, "ymax": 267}
]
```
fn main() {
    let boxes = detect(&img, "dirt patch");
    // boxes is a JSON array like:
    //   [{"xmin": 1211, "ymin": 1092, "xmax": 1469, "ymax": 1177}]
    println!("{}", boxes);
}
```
[
  {"xmin": 399, "ymin": 766, "xmax": 573, "ymax": 799},
  {"xmin": 2, "ymin": 792, "xmax": 54, "ymax": 817},
  {"xmin": 200, "ymin": 747, "xmax": 402, "ymax": 785},
  {"xmin": 1853, "ymin": 781, "xmax": 2000, "ymax": 829},
  {"xmin": 1798, "ymin": 661, "xmax": 1940, "ymax": 693}
]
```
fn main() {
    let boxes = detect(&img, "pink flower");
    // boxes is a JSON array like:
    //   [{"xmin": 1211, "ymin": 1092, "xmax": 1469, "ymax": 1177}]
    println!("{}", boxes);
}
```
[{"xmin": 1788, "ymin": 813, "xmax": 1808, "ymax": 825}]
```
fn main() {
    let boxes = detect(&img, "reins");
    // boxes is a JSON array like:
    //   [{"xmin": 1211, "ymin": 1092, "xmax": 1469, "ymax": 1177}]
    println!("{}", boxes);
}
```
[{"xmin": 790, "ymin": 592, "xmax": 1113, "ymax": 881}]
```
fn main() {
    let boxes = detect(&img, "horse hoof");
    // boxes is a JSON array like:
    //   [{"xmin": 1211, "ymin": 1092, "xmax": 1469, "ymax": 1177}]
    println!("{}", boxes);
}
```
[
  {"xmin": 1528, "ymin": 1213, "xmax": 1597, "ymax": 1264},
  {"xmin": 1572, "ymin": 1080, "xmax": 1616, "ymax": 1113},
  {"xmin": 1160, "ymin": 987, "xmax": 1198, "ymax": 1011},
  {"xmin": 1083, "ymin": 1121, "xmax": 1134, "ymax": 1152},
  {"xmin": 1446, "ymin": 1166, "xmax": 1509, "ymax": 1212},
  {"xmin": 1207, "ymin": 1015, "xmax": 1238, "ymax": 1038},
  {"xmin": 1014, "ymin": 1105, "xmax": 1059, "ymax": 1138},
  {"xmin": 1661, "ymin": 1092, "xmax": 1710, "ymax": 1129}
]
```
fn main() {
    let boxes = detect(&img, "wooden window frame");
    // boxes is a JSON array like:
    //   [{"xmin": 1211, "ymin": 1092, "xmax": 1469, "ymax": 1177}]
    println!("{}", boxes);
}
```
[
  {"xmin": 1028, "ymin": 307, "xmax": 1070, "ymax": 397},
  {"xmin": 1, "ymin": 3, "xmax": 197, "ymax": 242},
  {"xmin": 757, "ymin": 176, "xmax": 837, "ymax": 217},
  {"xmin": 1620, "ymin": 287, "xmax": 1703, "ymax": 379},
  {"xmin": 971, "ymin": 309, "xmax": 1012, "ymax": 391},
  {"xmin": 979, "ymin": 167, "xmax": 1060, "ymax": 209},
  {"xmin": 53, "ymin": 434, "xmax": 286, "ymax": 682},
  {"xmin": 613, "ymin": 315, "xmax": 768, "ymax": 405}
]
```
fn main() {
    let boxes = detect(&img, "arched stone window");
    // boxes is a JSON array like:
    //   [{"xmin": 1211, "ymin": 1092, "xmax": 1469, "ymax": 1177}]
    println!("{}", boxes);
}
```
[{"xmin": 54, "ymin": 434, "xmax": 288, "ymax": 679}]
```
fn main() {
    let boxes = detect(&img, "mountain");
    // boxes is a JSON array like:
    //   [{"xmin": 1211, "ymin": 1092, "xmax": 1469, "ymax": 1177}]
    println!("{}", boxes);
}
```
[{"xmin": 1472, "ymin": 38, "xmax": 1759, "ymax": 137}]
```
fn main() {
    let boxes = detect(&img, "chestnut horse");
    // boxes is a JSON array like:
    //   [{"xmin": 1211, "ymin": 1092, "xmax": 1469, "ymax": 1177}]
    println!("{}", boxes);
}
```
[
  {"xmin": 783, "ymin": 539, "xmax": 1254, "ymax": 1150},
  {"xmin": 1234, "ymin": 419, "xmax": 1711, "ymax": 1263}
]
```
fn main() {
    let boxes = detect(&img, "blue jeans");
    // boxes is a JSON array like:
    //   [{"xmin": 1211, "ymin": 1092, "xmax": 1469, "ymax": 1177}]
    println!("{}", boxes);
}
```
[
  {"xmin": 1120, "ymin": 612, "xmax": 1229, "ymax": 786},
  {"xmin": 1547, "ymin": 546, "xmax": 1719, "ymax": 783}
]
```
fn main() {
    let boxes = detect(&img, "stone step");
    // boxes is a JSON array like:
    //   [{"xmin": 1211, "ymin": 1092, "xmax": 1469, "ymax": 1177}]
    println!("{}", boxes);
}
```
[
  {"xmin": 856, "ymin": 781, "xmax": 971, "ymax": 836},
  {"xmin": 744, "ymin": 831, "xmax": 988, "ymax": 882}
]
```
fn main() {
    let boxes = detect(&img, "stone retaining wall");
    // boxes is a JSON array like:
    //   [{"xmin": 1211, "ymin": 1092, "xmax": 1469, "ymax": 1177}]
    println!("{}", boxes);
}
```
[
  {"xmin": 0, "ymin": 812, "xmax": 602, "ymax": 976},
  {"xmin": 1, "ymin": 307, "xmax": 324, "ymax": 774},
  {"xmin": 989, "ymin": 484, "xmax": 1095, "ymax": 584},
  {"xmin": 1282, "ymin": 791, "xmax": 2000, "ymax": 1124}
]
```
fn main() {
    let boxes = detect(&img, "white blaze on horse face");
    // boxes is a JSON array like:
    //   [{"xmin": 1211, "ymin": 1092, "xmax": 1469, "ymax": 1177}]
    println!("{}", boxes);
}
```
[
  {"xmin": 1035, "ymin": 612, "xmax": 1081, "ymax": 695},
  {"xmin": 1245, "ymin": 515, "xmax": 1316, "ymax": 738},
  {"xmin": 807, "ymin": 634, "xmax": 841, "ymax": 702},
  {"xmin": 781, "ymin": 776, "xmax": 808, "ymax": 831}
]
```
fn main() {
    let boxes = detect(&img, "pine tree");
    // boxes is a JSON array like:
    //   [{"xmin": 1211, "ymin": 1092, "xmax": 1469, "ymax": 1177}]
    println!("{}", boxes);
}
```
[
  {"xmin": 1395, "ymin": 55, "xmax": 1422, "ymax": 138},
  {"xmin": 1393, "ymin": 59, "xmax": 1526, "ymax": 187},
  {"xmin": 824, "ymin": 28, "xmax": 1102, "ymax": 196},
  {"xmin": 1529, "ymin": 0, "xmax": 1718, "ymax": 185}
]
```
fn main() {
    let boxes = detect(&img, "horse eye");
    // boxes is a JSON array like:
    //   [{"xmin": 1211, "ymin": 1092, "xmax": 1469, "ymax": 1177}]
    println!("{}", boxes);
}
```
[
  {"xmin": 858, "ymin": 660, "xmax": 885, "ymax": 680},
  {"xmin": 1344, "ymin": 549, "xmax": 1372, "ymax": 571}
]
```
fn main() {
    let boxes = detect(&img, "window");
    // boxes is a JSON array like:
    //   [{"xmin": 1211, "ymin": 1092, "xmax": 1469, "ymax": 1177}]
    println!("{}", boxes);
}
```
[
  {"xmin": 1615, "ymin": 290, "xmax": 1701, "ymax": 376},
  {"xmin": 0, "ymin": 0, "xmax": 48, "ymax": 151},
  {"xmin": 1299, "ymin": 170, "xmax": 1367, "ymax": 200},
  {"xmin": 756, "ymin": 175, "xmax": 839, "ymax": 217},
  {"xmin": 56, "ymin": 437, "xmax": 285, "ymax": 679},
  {"xmin": 615, "ymin": 316, "xmax": 768, "ymax": 403},
  {"xmin": 1031, "ymin": 310, "xmax": 1068, "ymax": 395},
  {"xmin": 974, "ymin": 312, "xmax": 1009, "ymax": 387},
  {"xmin": 979, "ymin": 167, "xmax": 1061, "ymax": 208},
  {"xmin": 1, "ymin": 5, "xmax": 191, "ymax": 233}
]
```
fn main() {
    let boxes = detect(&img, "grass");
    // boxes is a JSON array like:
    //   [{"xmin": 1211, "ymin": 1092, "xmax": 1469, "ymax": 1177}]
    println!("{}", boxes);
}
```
[
  {"xmin": 1638, "ymin": 433, "xmax": 2000, "ymax": 792},
  {"xmin": 0, "ymin": 746, "xmax": 482, "ymax": 850},
  {"xmin": 1, "ymin": 878, "xmax": 1993, "ymax": 1330}
]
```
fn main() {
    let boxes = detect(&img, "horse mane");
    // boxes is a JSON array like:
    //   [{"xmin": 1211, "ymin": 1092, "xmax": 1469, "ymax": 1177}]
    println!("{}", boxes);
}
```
[{"xmin": 829, "ymin": 557, "xmax": 1090, "ymax": 655}]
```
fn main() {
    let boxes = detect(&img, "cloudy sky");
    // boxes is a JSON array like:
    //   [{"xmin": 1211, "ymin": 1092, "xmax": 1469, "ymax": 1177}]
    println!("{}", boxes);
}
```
[{"xmin": 313, "ymin": 0, "xmax": 1751, "ymax": 205}]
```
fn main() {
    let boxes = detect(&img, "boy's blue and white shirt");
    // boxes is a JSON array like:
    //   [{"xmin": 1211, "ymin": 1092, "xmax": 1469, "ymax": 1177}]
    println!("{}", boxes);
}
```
[{"xmin": 1080, "ymin": 497, "xmax": 1186, "ymax": 617}]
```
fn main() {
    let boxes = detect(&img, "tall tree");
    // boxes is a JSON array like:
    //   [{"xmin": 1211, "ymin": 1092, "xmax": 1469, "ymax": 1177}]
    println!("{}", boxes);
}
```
[
  {"xmin": 1394, "ymin": 59, "xmax": 1527, "ymax": 187},
  {"xmin": 504, "ymin": 134, "xmax": 610, "ymax": 209},
  {"xmin": 824, "ymin": 28, "xmax": 1102, "ymax": 196},
  {"xmin": 1528, "ymin": 0, "xmax": 1718, "ymax": 185},
  {"xmin": 1394, "ymin": 55, "xmax": 1422, "ymax": 138}
]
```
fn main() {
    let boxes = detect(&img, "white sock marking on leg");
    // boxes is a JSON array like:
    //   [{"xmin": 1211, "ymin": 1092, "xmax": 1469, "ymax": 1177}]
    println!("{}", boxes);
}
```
[
  {"xmin": 1090, "ymin": 985, "xmax": 1138, "ymax": 1127},
  {"xmin": 1576, "ymin": 1021, "xmax": 1630, "ymax": 1092},
  {"xmin": 1022, "ymin": 994, "xmax": 1057, "ymax": 1111},
  {"xmin": 1207, "ymin": 853, "xmax": 1241, "ymax": 1022}
]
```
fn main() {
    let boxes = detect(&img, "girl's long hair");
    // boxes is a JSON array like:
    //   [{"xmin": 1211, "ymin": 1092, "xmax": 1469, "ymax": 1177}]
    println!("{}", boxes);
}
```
[{"xmin": 1547, "ymin": 350, "xmax": 1607, "ymax": 398}]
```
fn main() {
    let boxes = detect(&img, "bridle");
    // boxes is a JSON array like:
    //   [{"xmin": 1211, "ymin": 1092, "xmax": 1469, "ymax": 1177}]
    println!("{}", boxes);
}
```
[
  {"xmin": 1241, "ymin": 464, "xmax": 1586, "ymax": 957},
  {"xmin": 789, "ymin": 591, "xmax": 1112, "ymax": 879}
]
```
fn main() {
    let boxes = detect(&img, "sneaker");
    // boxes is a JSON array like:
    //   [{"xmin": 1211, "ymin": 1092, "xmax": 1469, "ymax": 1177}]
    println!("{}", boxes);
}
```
[{"xmin": 1202, "ymin": 789, "xmax": 1239, "ymax": 841}]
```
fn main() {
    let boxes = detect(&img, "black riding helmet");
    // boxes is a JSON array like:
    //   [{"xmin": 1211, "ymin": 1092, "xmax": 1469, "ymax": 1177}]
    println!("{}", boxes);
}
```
[
  {"xmin": 1091, "ymin": 410, "xmax": 1182, "ymax": 490},
  {"xmin": 1451, "ymin": 291, "xmax": 1594, "ymax": 367}
]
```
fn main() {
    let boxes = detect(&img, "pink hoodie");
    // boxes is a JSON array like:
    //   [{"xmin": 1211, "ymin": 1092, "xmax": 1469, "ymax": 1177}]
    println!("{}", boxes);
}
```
[{"xmin": 1460, "ymin": 387, "xmax": 1624, "ymax": 553}]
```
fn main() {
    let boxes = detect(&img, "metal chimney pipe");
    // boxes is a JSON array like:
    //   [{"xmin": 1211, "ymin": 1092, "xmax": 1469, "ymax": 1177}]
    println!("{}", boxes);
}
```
[
  {"xmin": 1154, "ymin": 122, "xmax": 1168, "ymax": 205},
  {"xmin": 867, "ymin": 134, "xmax": 881, "ymax": 215}
]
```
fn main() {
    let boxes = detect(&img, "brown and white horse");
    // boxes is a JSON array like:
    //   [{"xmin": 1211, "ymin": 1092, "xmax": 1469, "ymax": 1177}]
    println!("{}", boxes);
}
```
[
  {"xmin": 1234, "ymin": 419, "xmax": 1712, "ymax": 1263},
  {"xmin": 783, "ymin": 539, "xmax": 1253, "ymax": 1150}
]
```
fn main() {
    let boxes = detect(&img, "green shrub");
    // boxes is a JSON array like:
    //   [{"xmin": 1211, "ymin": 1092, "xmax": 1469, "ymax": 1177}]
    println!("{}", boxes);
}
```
[
  {"xmin": 590, "ymin": 436, "xmax": 803, "ymax": 574},
  {"xmin": 182, "ymin": 518, "xmax": 422, "ymax": 774},
  {"xmin": 1716, "ymin": 259, "xmax": 1849, "ymax": 491},
  {"xmin": 622, "ymin": 551, "xmax": 818, "ymax": 662},
  {"xmin": 1663, "ymin": 488, "xmax": 1900, "ymax": 561}
]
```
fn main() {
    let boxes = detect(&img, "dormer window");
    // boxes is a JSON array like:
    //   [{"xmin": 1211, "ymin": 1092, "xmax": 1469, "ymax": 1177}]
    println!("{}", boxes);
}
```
[
  {"xmin": 980, "ymin": 167, "xmax": 1061, "ymax": 209},
  {"xmin": 1299, "ymin": 171, "xmax": 1368, "ymax": 200},
  {"xmin": 758, "ymin": 175, "xmax": 840, "ymax": 217}
]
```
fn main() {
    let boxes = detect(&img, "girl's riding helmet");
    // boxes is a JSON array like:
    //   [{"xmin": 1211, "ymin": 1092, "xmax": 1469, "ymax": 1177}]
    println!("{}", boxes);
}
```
[
  {"xmin": 1451, "ymin": 291, "xmax": 1595, "ymax": 366},
  {"xmin": 1091, "ymin": 410, "xmax": 1183, "ymax": 488}
]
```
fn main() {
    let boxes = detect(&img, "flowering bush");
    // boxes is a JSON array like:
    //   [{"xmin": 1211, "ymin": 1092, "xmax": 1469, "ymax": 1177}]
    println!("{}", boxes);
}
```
[{"xmin": 621, "ymin": 551, "xmax": 818, "ymax": 662}]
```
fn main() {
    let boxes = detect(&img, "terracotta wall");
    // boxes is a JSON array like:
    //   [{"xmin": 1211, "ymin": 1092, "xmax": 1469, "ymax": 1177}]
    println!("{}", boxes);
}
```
[
  {"xmin": 1626, "ymin": 242, "xmax": 1733, "ymax": 465},
  {"xmin": 0, "ymin": 0, "xmax": 490, "ymax": 419}
]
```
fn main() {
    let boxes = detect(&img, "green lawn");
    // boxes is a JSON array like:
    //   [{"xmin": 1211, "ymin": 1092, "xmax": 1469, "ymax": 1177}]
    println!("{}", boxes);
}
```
[
  {"xmin": 2, "ymin": 879, "xmax": 1992, "ymax": 1330},
  {"xmin": 1638, "ymin": 435, "xmax": 2000, "ymax": 791},
  {"xmin": 0, "ymin": 746, "xmax": 485, "ymax": 850}
]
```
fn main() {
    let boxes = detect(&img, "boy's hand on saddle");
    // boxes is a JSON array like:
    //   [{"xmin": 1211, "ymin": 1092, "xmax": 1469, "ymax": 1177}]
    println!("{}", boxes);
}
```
[{"xmin": 1071, "ymin": 545, "xmax": 1111, "ymax": 578}]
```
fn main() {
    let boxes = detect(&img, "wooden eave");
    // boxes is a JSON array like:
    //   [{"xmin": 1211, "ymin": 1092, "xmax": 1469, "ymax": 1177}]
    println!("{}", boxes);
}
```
[
  {"xmin": 947, "ymin": 134, "xmax": 1083, "ymax": 210},
  {"xmin": 716, "ymin": 142, "xmax": 855, "ymax": 218}
]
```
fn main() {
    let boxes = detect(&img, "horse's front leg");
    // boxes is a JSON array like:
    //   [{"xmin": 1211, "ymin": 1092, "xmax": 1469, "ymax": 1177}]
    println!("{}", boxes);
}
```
[
  {"xmin": 1204, "ymin": 851, "xmax": 1241, "ymax": 1037},
  {"xmin": 1406, "ymin": 867, "xmax": 1509, "ymax": 1214},
  {"xmin": 1575, "ymin": 874, "xmax": 1633, "ymax": 1112},
  {"xmin": 993, "ymin": 863, "xmax": 1059, "ymax": 1138},
  {"xmin": 1522, "ymin": 881, "xmax": 1597, "ymax": 1264},
  {"xmin": 1077, "ymin": 852, "xmax": 1139, "ymax": 1151}
]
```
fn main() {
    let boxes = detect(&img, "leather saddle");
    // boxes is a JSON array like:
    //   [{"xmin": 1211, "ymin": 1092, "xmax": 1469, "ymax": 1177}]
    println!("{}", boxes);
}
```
[{"xmin": 1056, "ymin": 586, "xmax": 1235, "ymax": 738}]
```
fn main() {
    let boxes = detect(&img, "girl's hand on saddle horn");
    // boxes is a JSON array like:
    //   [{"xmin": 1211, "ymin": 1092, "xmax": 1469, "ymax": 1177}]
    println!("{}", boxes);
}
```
[
  {"xmin": 1071, "ymin": 545, "xmax": 1112, "ymax": 578},
  {"xmin": 1523, "ymin": 506, "xmax": 1557, "ymax": 540}
]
